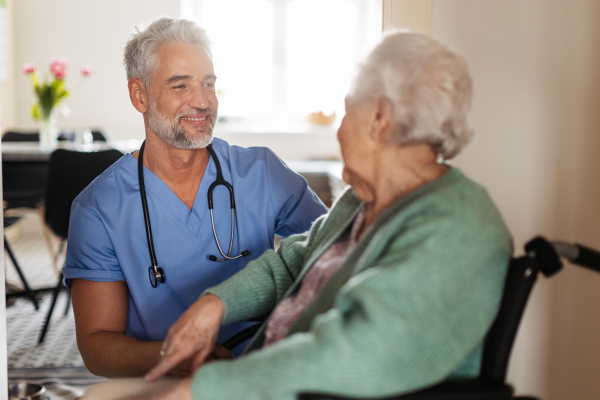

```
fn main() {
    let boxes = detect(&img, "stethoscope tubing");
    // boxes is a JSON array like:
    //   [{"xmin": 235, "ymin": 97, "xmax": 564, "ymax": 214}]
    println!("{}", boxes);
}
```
[
  {"xmin": 138, "ymin": 141, "xmax": 248, "ymax": 287},
  {"xmin": 138, "ymin": 141, "xmax": 158, "ymax": 269}
]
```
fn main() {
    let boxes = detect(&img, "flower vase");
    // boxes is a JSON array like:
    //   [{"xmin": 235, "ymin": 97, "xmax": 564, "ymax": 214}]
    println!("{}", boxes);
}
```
[{"xmin": 38, "ymin": 109, "xmax": 58, "ymax": 148}]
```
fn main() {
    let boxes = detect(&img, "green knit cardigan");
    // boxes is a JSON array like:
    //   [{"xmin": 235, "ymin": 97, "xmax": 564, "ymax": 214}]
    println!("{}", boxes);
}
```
[{"xmin": 194, "ymin": 167, "xmax": 512, "ymax": 400}]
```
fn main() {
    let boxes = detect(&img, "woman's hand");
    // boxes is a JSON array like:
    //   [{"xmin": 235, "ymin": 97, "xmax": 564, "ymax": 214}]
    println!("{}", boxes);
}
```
[{"xmin": 144, "ymin": 294, "xmax": 227, "ymax": 382}]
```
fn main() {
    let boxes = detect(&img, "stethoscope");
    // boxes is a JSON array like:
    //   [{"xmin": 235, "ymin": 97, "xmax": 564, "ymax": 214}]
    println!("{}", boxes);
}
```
[{"xmin": 138, "ymin": 140, "xmax": 249, "ymax": 288}]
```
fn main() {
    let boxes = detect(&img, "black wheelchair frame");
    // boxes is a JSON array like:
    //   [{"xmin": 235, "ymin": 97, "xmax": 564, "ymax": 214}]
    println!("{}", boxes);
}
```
[{"xmin": 223, "ymin": 237, "xmax": 600, "ymax": 400}]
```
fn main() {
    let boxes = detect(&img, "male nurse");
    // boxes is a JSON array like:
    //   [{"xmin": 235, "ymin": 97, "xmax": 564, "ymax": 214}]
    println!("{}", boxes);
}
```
[{"xmin": 63, "ymin": 17, "xmax": 327, "ymax": 378}]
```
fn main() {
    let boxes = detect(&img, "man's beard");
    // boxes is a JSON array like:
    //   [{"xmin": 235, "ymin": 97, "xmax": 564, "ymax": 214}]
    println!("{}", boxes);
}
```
[{"xmin": 146, "ymin": 98, "xmax": 216, "ymax": 150}]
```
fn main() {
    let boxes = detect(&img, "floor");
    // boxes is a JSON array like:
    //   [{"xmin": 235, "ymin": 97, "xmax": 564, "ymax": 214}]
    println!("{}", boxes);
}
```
[{"xmin": 5, "ymin": 211, "xmax": 59, "ymax": 293}]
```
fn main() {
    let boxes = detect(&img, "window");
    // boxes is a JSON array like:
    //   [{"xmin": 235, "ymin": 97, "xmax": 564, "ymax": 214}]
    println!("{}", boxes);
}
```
[{"xmin": 182, "ymin": 0, "xmax": 381, "ymax": 121}]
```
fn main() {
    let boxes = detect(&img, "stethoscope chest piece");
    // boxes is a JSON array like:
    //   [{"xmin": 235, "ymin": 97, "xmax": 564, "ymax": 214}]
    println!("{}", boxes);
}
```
[{"xmin": 148, "ymin": 266, "xmax": 165, "ymax": 288}]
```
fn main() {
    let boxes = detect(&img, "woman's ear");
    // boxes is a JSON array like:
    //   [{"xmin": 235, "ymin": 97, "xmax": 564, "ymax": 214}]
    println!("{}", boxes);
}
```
[
  {"xmin": 368, "ymin": 96, "xmax": 393, "ymax": 143},
  {"xmin": 128, "ymin": 78, "xmax": 149, "ymax": 113}
]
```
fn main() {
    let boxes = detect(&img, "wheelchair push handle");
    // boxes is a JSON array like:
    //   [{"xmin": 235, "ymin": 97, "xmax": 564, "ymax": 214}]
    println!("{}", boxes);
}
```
[{"xmin": 551, "ymin": 241, "xmax": 600, "ymax": 273}]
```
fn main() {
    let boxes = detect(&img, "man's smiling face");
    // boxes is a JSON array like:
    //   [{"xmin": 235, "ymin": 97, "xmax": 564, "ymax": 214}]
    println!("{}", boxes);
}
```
[{"xmin": 146, "ymin": 42, "xmax": 218, "ymax": 149}]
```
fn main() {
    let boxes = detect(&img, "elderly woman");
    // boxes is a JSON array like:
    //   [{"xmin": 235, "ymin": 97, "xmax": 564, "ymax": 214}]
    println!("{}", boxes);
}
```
[{"xmin": 143, "ymin": 31, "xmax": 512, "ymax": 400}]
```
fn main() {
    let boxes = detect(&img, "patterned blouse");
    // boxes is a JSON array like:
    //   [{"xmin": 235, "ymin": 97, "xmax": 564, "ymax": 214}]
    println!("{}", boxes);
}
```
[{"xmin": 264, "ymin": 206, "xmax": 366, "ymax": 347}]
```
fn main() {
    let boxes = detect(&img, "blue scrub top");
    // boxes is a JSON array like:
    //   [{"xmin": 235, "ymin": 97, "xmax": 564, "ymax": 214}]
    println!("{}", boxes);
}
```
[{"xmin": 63, "ymin": 138, "xmax": 328, "ymax": 350}]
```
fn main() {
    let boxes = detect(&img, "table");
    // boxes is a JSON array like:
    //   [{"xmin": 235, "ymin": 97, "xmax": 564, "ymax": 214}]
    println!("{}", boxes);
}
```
[
  {"xmin": 1, "ymin": 140, "xmax": 345, "ymax": 206},
  {"xmin": 1, "ymin": 139, "xmax": 143, "ymax": 162}
]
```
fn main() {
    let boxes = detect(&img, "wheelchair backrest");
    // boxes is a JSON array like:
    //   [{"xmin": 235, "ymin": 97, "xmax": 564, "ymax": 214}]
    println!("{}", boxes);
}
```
[{"xmin": 480, "ymin": 255, "xmax": 540, "ymax": 381}]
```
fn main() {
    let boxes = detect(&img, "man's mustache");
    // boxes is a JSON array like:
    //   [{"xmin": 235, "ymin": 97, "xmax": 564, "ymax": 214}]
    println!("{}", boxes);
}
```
[{"xmin": 177, "ymin": 108, "xmax": 216, "ymax": 120}]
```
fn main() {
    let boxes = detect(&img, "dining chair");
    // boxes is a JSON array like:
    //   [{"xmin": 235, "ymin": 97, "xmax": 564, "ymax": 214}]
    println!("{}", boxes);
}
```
[
  {"xmin": 2, "ymin": 131, "xmax": 39, "ymax": 142},
  {"xmin": 4, "ymin": 216, "xmax": 39, "ymax": 310},
  {"xmin": 2, "ymin": 146, "xmax": 49, "ymax": 309},
  {"xmin": 38, "ymin": 148, "xmax": 124, "ymax": 344}
]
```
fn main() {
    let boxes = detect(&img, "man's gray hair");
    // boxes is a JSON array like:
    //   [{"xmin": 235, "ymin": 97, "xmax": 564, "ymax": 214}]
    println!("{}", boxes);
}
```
[
  {"xmin": 123, "ymin": 17, "xmax": 212, "ymax": 86},
  {"xmin": 347, "ymin": 30, "xmax": 473, "ymax": 159}
]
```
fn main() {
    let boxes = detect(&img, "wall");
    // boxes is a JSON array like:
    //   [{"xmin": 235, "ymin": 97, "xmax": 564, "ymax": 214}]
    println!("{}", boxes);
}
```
[
  {"xmin": 383, "ymin": 0, "xmax": 432, "ymax": 34},
  {"xmin": 432, "ymin": 1, "xmax": 600, "ymax": 398},
  {"xmin": 0, "ymin": 0, "xmax": 15, "ymax": 132},
  {"xmin": 10, "ymin": 0, "xmax": 180, "ymax": 140}
]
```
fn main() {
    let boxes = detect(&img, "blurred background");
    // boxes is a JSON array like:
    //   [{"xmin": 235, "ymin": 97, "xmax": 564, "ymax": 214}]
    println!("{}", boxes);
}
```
[{"xmin": 1, "ymin": 1, "xmax": 599, "ymax": 399}]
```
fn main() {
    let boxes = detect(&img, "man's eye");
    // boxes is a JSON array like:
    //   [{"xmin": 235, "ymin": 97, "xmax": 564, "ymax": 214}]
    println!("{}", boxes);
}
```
[
  {"xmin": 173, "ymin": 85, "xmax": 185, "ymax": 89},
  {"xmin": 204, "ymin": 82, "xmax": 215, "ymax": 89}
]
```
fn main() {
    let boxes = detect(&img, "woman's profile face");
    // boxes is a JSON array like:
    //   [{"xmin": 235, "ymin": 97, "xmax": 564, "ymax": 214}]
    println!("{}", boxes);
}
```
[{"xmin": 337, "ymin": 99, "xmax": 378, "ymax": 203}]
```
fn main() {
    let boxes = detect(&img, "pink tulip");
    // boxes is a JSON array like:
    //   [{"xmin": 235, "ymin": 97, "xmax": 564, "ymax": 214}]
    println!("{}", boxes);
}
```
[
  {"xmin": 49, "ymin": 56, "xmax": 69, "ymax": 80},
  {"xmin": 80, "ymin": 64, "xmax": 94, "ymax": 77},
  {"xmin": 22, "ymin": 63, "xmax": 37, "ymax": 75},
  {"xmin": 49, "ymin": 56, "xmax": 68, "ymax": 68}
]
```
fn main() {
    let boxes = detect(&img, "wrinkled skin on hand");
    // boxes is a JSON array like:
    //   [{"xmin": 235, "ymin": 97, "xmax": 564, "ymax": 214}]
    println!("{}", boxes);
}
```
[{"xmin": 145, "ymin": 294, "xmax": 231, "ymax": 382}]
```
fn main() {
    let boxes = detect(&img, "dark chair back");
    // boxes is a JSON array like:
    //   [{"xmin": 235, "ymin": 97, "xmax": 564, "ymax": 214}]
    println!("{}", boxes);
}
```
[
  {"xmin": 91, "ymin": 130, "xmax": 108, "ymax": 142},
  {"xmin": 2, "ymin": 161, "xmax": 49, "ymax": 209},
  {"xmin": 44, "ymin": 149, "xmax": 123, "ymax": 238},
  {"xmin": 2, "ymin": 131, "xmax": 40, "ymax": 142}
]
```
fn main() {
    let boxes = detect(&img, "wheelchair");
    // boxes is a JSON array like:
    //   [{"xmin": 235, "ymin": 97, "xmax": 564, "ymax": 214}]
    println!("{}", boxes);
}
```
[{"xmin": 224, "ymin": 237, "xmax": 600, "ymax": 400}]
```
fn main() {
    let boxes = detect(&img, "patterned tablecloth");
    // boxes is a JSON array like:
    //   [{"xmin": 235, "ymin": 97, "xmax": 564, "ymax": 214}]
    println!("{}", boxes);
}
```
[{"xmin": 7, "ymin": 295, "xmax": 105, "ymax": 399}]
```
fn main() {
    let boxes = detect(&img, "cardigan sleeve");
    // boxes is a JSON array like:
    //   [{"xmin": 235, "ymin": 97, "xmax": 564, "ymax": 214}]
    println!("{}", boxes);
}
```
[
  {"xmin": 203, "ymin": 216, "xmax": 326, "ymax": 324},
  {"xmin": 191, "ymin": 209, "xmax": 512, "ymax": 400}
]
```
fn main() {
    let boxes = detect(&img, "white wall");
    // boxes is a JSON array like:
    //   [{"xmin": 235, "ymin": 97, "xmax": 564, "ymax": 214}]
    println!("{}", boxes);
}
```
[
  {"xmin": 433, "ymin": 1, "xmax": 600, "ymax": 398},
  {"xmin": 10, "ymin": 0, "xmax": 180, "ymax": 139},
  {"xmin": 0, "ymin": 0, "xmax": 16, "ymax": 131}
]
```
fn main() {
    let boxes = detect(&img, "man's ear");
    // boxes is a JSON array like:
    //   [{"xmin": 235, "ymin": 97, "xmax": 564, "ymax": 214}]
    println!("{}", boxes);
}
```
[
  {"xmin": 368, "ymin": 96, "xmax": 393, "ymax": 143},
  {"xmin": 128, "ymin": 78, "xmax": 149, "ymax": 113}
]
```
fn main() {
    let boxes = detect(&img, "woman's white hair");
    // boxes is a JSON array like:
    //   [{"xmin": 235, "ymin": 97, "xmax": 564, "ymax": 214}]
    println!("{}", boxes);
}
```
[
  {"xmin": 347, "ymin": 30, "xmax": 473, "ymax": 159},
  {"xmin": 123, "ymin": 17, "xmax": 212, "ymax": 86}
]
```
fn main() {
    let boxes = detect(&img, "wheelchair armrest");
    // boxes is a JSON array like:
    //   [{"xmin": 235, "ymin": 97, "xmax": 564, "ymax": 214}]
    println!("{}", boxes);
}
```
[{"xmin": 298, "ymin": 380, "xmax": 515, "ymax": 400}]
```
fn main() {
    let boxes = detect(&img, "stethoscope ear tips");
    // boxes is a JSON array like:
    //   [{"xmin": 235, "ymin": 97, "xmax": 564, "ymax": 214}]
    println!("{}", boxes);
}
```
[
  {"xmin": 209, "ymin": 255, "xmax": 218, "ymax": 262},
  {"xmin": 242, "ymin": 250, "xmax": 250, "ymax": 257}
]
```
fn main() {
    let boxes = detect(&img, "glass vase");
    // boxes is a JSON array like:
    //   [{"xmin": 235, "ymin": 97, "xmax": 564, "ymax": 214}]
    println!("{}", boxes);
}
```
[{"xmin": 38, "ymin": 108, "xmax": 58, "ymax": 148}]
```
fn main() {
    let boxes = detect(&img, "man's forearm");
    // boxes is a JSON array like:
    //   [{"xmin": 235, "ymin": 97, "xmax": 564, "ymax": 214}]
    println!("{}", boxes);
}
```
[{"xmin": 79, "ymin": 331, "xmax": 162, "ymax": 378}]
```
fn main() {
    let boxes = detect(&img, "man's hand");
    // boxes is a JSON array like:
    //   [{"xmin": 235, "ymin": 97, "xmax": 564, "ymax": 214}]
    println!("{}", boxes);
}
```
[
  {"xmin": 203, "ymin": 342, "xmax": 234, "ymax": 364},
  {"xmin": 144, "ymin": 294, "xmax": 227, "ymax": 382}
]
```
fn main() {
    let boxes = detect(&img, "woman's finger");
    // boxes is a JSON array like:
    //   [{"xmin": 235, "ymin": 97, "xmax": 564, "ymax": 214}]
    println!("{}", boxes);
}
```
[
  {"xmin": 190, "ymin": 347, "xmax": 212, "ymax": 371},
  {"xmin": 145, "ymin": 295, "xmax": 224, "ymax": 381},
  {"xmin": 144, "ymin": 354, "xmax": 183, "ymax": 382},
  {"xmin": 147, "ymin": 330, "xmax": 198, "ymax": 381}
]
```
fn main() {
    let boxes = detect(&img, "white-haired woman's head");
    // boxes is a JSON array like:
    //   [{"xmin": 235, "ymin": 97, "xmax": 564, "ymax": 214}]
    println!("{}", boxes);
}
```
[
  {"xmin": 346, "ymin": 30, "xmax": 473, "ymax": 160},
  {"xmin": 123, "ymin": 17, "xmax": 212, "ymax": 86}
]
